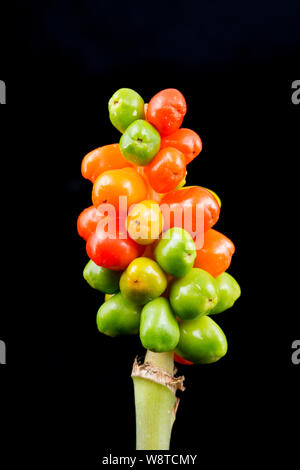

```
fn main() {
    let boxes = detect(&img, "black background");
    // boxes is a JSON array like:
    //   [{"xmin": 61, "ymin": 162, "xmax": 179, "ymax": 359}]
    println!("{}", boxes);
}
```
[{"xmin": 1, "ymin": 0, "xmax": 299, "ymax": 466}]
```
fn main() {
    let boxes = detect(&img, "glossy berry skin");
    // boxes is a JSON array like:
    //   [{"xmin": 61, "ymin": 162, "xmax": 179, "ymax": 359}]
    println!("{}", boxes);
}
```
[
  {"xmin": 175, "ymin": 315, "xmax": 228, "ymax": 364},
  {"xmin": 120, "ymin": 257, "xmax": 167, "ymax": 305},
  {"xmin": 160, "ymin": 128, "xmax": 202, "ymax": 164},
  {"xmin": 160, "ymin": 186, "xmax": 220, "ymax": 236},
  {"xmin": 145, "ymin": 147, "xmax": 186, "ymax": 193},
  {"xmin": 194, "ymin": 229, "xmax": 235, "ymax": 278},
  {"xmin": 146, "ymin": 89, "xmax": 187, "ymax": 136},
  {"xmin": 142, "ymin": 244, "xmax": 156, "ymax": 261},
  {"xmin": 86, "ymin": 222, "xmax": 145, "ymax": 271},
  {"xmin": 92, "ymin": 167, "xmax": 147, "ymax": 211},
  {"xmin": 77, "ymin": 206, "xmax": 103, "ymax": 241},
  {"xmin": 209, "ymin": 272, "xmax": 241, "ymax": 315},
  {"xmin": 202, "ymin": 187, "xmax": 221, "ymax": 207},
  {"xmin": 97, "ymin": 292, "xmax": 142, "ymax": 337},
  {"xmin": 120, "ymin": 120, "xmax": 161, "ymax": 166},
  {"xmin": 126, "ymin": 200, "xmax": 164, "ymax": 245},
  {"xmin": 104, "ymin": 293, "xmax": 116, "ymax": 302},
  {"xmin": 175, "ymin": 171, "xmax": 187, "ymax": 190},
  {"xmin": 140, "ymin": 297, "xmax": 180, "ymax": 353},
  {"xmin": 136, "ymin": 167, "xmax": 161, "ymax": 202},
  {"xmin": 182, "ymin": 186, "xmax": 221, "ymax": 206},
  {"xmin": 169, "ymin": 268, "xmax": 218, "ymax": 320},
  {"xmin": 154, "ymin": 227, "xmax": 196, "ymax": 277},
  {"xmin": 81, "ymin": 144, "xmax": 132, "ymax": 183},
  {"xmin": 108, "ymin": 88, "xmax": 145, "ymax": 133},
  {"xmin": 174, "ymin": 353, "xmax": 194, "ymax": 366},
  {"xmin": 83, "ymin": 260, "xmax": 121, "ymax": 294}
]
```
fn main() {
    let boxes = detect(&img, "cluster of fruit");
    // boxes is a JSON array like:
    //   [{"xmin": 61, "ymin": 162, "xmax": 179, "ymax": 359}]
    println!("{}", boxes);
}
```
[{"xmin": 77, "ymin": 88, "xmax": 241, "ymax": 365}]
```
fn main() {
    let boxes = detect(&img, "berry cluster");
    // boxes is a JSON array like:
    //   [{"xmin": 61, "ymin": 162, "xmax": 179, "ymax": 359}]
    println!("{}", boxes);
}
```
[{"xmin": 77, "ymin": 88, "xmax": 240, "ymax": 365}]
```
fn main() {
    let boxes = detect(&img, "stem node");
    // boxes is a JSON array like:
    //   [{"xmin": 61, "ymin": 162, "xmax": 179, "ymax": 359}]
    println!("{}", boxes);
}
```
[{"xmin": 132, "ymin": 351, "xmax": 185, "ymax": 450}]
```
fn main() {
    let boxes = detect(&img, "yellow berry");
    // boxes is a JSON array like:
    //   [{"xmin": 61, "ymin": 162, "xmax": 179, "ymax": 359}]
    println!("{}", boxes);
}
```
[{"xmin": 126, "ymin": 200, "xmax": 164, "ymax": 245}]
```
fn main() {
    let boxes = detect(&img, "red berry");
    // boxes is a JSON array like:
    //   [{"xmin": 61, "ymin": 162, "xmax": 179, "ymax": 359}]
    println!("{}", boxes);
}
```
[{"xmin": 146, "ymin": 89, "xmax": 187, "ymax": 136}]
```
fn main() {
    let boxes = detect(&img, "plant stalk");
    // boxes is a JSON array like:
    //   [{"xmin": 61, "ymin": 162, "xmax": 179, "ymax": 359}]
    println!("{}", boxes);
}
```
[{"xmin": 132, "ymin": 350, "xmax": 184, "ymax": 450}]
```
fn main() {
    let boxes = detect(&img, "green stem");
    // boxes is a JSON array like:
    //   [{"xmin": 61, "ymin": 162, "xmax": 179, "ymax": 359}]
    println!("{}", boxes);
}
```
[
  {"xmin": 132, "ymin": 350, "xmax": 177, "ymax": 450},
  {"xmin": 145, "ymin": 350, "xmax": 174, "ymax": 374}
]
